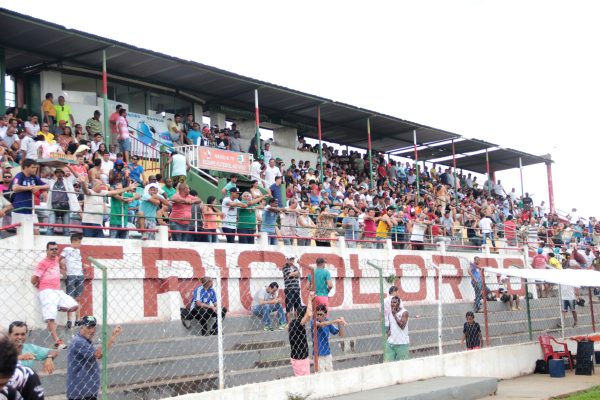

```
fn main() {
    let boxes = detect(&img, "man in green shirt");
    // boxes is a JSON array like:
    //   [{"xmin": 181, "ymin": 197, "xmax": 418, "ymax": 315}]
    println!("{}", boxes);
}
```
[
  {"xmin": 54, "ymin": 95, "xmax": 75, "ymax": 127},
  {"xmin": 110, "ymin": 183, "xmax": 140, "ymax": 239},
  {"xmin": 9, "ymin": 320, "xmax": 58, "ymax": 374},
  {"xmin": 307, "ymin": 257, "xmax": 333, "ymax": 309},
  {"xmin": 162, "ymin": 178, "xmax": 176, "ymax": 199},
  {"xmin": 221, "ymin": 175, "xmax": 238, "ymax": 197}
]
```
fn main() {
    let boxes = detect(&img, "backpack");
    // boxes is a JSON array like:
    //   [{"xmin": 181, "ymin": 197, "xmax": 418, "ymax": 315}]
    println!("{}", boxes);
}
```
[{"xmin": 534, "ymin": 359, "xmax": 548, "ymax": 374}]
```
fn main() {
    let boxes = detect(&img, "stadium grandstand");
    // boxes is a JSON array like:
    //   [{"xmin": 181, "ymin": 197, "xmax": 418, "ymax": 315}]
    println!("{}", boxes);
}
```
[{"xmin": 0, "ymin": 7, "xmax": 599, "ymax": 400}]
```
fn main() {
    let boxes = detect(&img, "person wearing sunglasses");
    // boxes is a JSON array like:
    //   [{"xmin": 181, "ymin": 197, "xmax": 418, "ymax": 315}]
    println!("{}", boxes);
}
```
[
  {"xmin": 30, "ymin": 241, "xmax": 79, "ymax": 349},
  {"xmin": 310, "ymin": 304, "xmax": 346, "ymax": 373},
  {"xmin": 53, "ymin": 96, "xmax": 74, "ymax": 128}
]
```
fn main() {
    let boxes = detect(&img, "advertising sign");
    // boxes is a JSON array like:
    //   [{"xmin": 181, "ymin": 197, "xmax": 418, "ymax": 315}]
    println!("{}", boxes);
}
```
[{"xmin": 197, "ymin": 147, "xmax": 252, "ymax": 175}]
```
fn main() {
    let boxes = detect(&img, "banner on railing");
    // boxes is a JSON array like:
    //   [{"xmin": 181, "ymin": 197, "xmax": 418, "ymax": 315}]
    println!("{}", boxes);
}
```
[{"xmin": 197, "ymin": 147, "xmax": 252, "ymax": 175}]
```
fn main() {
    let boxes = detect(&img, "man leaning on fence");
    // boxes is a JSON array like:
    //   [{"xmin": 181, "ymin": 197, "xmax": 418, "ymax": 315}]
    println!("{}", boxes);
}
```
[
  {"xmin": 66, "ymin": 316, "xmax": 122, "ymax": 400},
  {"xmin": 181, "ymin": 277, "xmax": 227, "ymax": 335}
]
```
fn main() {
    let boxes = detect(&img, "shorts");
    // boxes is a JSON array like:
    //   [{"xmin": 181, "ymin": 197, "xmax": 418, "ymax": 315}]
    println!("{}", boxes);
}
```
[
  {"xmin": 284, "ymin": 288, "xmax": 302, "ymax": 312},
  {"xmin": 118, "ymin": 138, "xmax": 131, "ymax": 152},
  {"xmin": 66, "ymin": 275, "xmax": 84, "ymax": 298},
  {"xmin": 142, "ymin": 220, "xmax": 157, "ymax": 240},
  {"xmin": 384, "ymin": 342, "xmax": 409, "ymax": 361},
  {"xmin": 172, "ymin": 175, "xmax": 186, "ymax": 186},
  {"xmin": 467, "ymin": 346, "xmax": 481, "ymax": 351},
  {"xmin": 317, "ymin": 354, "xmax": 334, "ymax": 373},
  {"xmin": 290, "ymin": 357, "xmax": 310, "ymax": 376},
  {"xmin": 39, "ymin": 289, "xmax": 78, "ymax": 321},
  {"xmin": 563, "ymin": 300, "xmax": 576, "ymax": 312},
  {"xmin": 11, "ymin": 212, "xmax": 38, "ymax": 225}
]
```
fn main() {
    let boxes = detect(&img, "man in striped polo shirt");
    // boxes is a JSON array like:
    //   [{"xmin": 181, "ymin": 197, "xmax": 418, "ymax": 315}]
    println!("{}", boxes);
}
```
[{"xmin": 282, "ymin": 255, "xmax": 302, "ymax": 323}]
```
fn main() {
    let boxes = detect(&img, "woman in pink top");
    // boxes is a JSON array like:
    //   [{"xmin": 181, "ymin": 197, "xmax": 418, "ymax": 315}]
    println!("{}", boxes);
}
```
[
  {"xmin": 202, "ymin": 195, "xmax": 220, "ymax": 243},
  {"xmin": 363, "ymin": 208, "xmax": 378, "ymax": 248}
]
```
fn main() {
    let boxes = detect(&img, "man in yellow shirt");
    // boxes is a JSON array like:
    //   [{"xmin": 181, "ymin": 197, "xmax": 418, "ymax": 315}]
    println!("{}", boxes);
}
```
[
  {"xmin": 54, "ymin": 96, "xmax": 75, "ymax": 128},
  {"xmin": 42, "ymin": 92, "xmax": 57, "ymax": 132},
  {"xmin": 548, "ymin": 252, "xmax": 563, "ymax": 270},
  {"xmin": 39, "ymin": 123, "xmax": 55, "ymax": 144}
]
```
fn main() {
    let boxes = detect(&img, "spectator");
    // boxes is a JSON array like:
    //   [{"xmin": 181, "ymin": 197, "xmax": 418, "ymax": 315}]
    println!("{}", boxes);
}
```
[
  {"xmin": 264, "ymin": 158, "xmax": 281, "ymax": 187},
  {"xmin": 479, "ymin": 214, "xmax": 496, "ymax": 248},
  {"xmin": 45, "ymin": 167, "xmax": 80, "ymax": 236},
  {"xmin": 288, "ymin": 294, "xmax": 314, "ymax": 377},
  {"xmin": 85, "ymin": 110, "xmax": 102, "ymax": 139},
  {"xmin": 54, "ymin": 96, "xmax": 74, "ymax": 128},
  {"xmin": 66, "ymin": 316, "xmax": 121, "ymax": 400},
  {"xmin": 384, "ymin": 296, "xmax": 410, "ymax": 361},
  {"xmin": 108, "ymin": 104, "xmax": 122, "ymax": 147},
  {"xmin": 237, "ymin": 191, "xmax": 265, "ymax": 244},
  {"xmin": 168, "ymin": 114, "xmax": 185, "ymax": 145},
  {"xmin": 109, "ymin": 183, "xmax": 139, "ymax": 239},
  {"xmin": 531, "ymin": 248, "xmax": 549, "ymax": 296},
  {"xmin": 307, "ymin": 257, "xmax": 332, "ymax": 308},
  {"xmin": 215, "ymin": 130, "xmax": 229, "ymax": 150},
  {"xmin": 116, "ymin": 108, "xmax": 131, "ymax": 162},
  {"xmin": 8, "ymin": 320, "xmax": 58, "ymax": 374},
  {"xmin": 547, "ymin": 252, "xmax": 562, "ymax": 270},
  {"xmin": 30, "ymin": 241, "xmax": 79, "ymax": 349},
  {"xmin": 170, "ymin": 183, "xmax": 203, "ymax": 242},
  {"xmin": 42, "ymin": 92, "xmax": 56, "ymax": 132},
  {"xmin": 384, "ymin": 285, "xmax": 399, "ymax": 323},
  {"xmin": 108, "ymin": 160, "xmax": 128, "ymax": 187},
  {"xmin": 468, "ymin": 256, "xmax": 483, "ymax": 313},
  {"xmin": 376, "ymin": 206, "xmax": 397, "ymax": 248},
  {"xmin": 561, "ymin": 284, "xmax": 579, "ymax": 328},
  {"xmin": 342, "ymin": 206, "xmax": 360, "ymax": 248},
  {"xmin": 0, "ymin": 335, "xmax": 44, "ymax": 400},
  {"xmin": 79, "ymin": 176, "xmax": 133, "ymax": 238},
  {"xmin": 250, "ymin": 156, "xmax": 263, "ymax": 184},
  {"xmin": 99, "ymin": 152, "xmax": 113, "ymax": 184},
  {"xmin": 229, "ymin": 130, "xmax": 242, "ymax": 152},
  {"xmin": 168, "ymin": 151, "xmax": 189, "ymax": 187},
  {"xmin": 24, "ymin": 114, "xmax": 40, "ymax": 137},
  {"xmin": 263, "ymin": 143, "xmax": 272, "ymax": 164},
  {"xmin": 280, "ymin": 199, "xmax": 301, "ymax": 245},
  {"xmin": 221, "ymin": 175, "xmax": 238, "ymax": 197},
  {"xmin": 161, "ymin": 178, "xmax": 176, "ymax": 199},
  {"xmin": 11, "ymin": 159, "xmax": 49, "ymax": 231},
  {"xmin": 138, "ymin": 183, "xmax": 168, "ymax": 240},
  {"xmin": 89, "ymin": 133, "xmax": 103, "ymax": 154},
  {"xmin": 461, "ymin": 311, "xmax": 482, "ymax": 351},
  {"xmin": 261, "ymin": 198, "xmax": 282, "ymax": 245},
  {"xmin": 498, "ymin": 275, "xmax": 521, "ymax": 311},
  {"xmin": 407, "ymin": 213, "xmax": 429, "ymax": 251},
  {"xmin": 127, "ymin": 155, "xmax": 145, "ymax": 185},
  {"xmin": 252, "ymin": 282, "xmax": 287, "ymax": 331},
  {"xmin": 310, "ymin": 304, "xmax": 346, "ymax": 373},
  {"xmin": 269, "ymin": 175, "xmax": 284, "ymax": 207},
  {"xmin": 181, "ymin": 277, "xmax": 228, "ymax": 335},
  {"xmin": 296, "ymin": 210, "xmax": 315, "ymax": 246},
  {"xmin": 504, "ymin": 214, "xmax": 517, "ymax": 246},
  {"xmin": 221, "ymin": 188, "xmax": 244, "ymax": 243},
  {"xmin": 186, "ymin": 122, "xmax": 202, "ymax": 145},
  {"xmin": 315, "ymin": 207, "xmax": 336, "ymax": 247},
  {"xmin": 282, "ymin": 255, "xmax": 302, "ymax": 322},
  {"xmin": 201, "ymin": 196, "xmax": 219, "ymax": 243}
]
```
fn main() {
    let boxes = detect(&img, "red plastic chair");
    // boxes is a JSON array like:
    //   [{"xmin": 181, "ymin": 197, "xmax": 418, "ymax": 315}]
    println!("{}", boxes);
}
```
[{"xmin": 538, "ymin": 335, "xmax": 573, "ymax": 369}]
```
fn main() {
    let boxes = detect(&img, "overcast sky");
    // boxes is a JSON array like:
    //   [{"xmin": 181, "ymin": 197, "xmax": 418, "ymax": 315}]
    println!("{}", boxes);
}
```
[{"xmin": 3, "ymin": 1, "xmax": 597, "ymax": 218}]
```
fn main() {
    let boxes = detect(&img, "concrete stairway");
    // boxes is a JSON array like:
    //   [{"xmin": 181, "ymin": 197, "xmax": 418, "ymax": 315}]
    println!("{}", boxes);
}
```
[{"xmin": 35, "ymin": 298, "xmax": 598, "ymax": 399}]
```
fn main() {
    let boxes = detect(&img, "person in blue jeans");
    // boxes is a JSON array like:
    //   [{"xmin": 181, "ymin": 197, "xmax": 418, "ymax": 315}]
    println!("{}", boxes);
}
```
[
  {"xmin": 261, "ymin": 198, "xmax": 283, "ymax": 245},
  {"xmin": 252, "ymin": 282, "xmax": 287, "ymax": 331},
  {"xmin": 468, "ymin": 256, "xmax": 483, "ymax": 312}
]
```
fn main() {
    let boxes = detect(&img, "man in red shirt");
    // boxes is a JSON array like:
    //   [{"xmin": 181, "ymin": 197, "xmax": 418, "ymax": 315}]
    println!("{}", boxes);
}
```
[
  {"xmin": 31, "ymin": 241, "xmax": 79, "ymax": 349},
  {"xmin": 108, "ymin": 104, "xmax": 122, "ymax": 147},
  {"xmin": 169, "ymin": 183, "xmax": 202, "ymax": 241},
  {"xmin": 504, "ymin": 215, "xmax": 517, "ymax": 247},
  {"xmin": 531, "ymin": 248, "xmax": 549, "ymax": 297}
]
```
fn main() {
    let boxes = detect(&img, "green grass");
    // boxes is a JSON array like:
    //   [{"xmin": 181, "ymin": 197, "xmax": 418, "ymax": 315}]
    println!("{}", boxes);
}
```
[{"xmin": 559, "ymin": 386, "xmax": 600, "ymax": 400}]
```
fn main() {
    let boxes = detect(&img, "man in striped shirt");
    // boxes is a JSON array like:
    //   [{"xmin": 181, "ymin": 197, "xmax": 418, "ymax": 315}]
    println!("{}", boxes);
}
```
[{"xmin": 282, "ymin": 255, "xmax": 302, "ymax": 322}]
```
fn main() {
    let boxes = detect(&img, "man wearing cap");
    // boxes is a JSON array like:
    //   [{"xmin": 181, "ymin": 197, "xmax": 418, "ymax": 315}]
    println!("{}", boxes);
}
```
[
  {"xmin": 85, "ymin": 111, "xmax": 102, "ymax": 140},
  {"xmin": 282, "ymin": 255, "xmax": 302, "ymax": 322},
  {"xmin": 66, "ymin": 316, "xmax": 122, "ymax": 400},
  {"xmin": 221, "ymin": 187, "xmax": 244, "ymax": 243}
]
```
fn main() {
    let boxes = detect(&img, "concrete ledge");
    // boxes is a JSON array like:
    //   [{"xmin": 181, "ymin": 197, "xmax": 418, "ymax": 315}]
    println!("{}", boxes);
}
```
[
  {"xmin": 327, "ymin": 376, "xmax": 497, "ymax": 400},
  {"xmin": 165, "ymin": 342, "xmax": 542, "ymax": 400}
]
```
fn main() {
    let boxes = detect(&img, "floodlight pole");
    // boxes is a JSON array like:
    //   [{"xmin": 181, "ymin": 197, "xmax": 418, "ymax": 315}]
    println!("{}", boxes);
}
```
[
  {"xmin": 485, "ymin": 148, "xmax": 491, "ymax": 194},
  {"xmin": 102, "ymin": 51, "xmax": 109, "ymax": 147},
  {"xmin": 318, "ymin": 105, "xmax": 323, "ymax": 184},
  {"xmin": 414, "ymin": 129, "xmax": 420, "ymax": 204},
  {"xmin": 452, "ymin": 139, "xmax": 458, "ymax": 204},
  {"xmin": 519, "ymin": 157, "xmax": 525, "ymax": 200},
  {"xmin": 367, "ymin": 117, "xmax": 373, "ymax": 189},
  {"xmin": 254, "ymin": 89, "xmax": 261, "ymax": 159}
]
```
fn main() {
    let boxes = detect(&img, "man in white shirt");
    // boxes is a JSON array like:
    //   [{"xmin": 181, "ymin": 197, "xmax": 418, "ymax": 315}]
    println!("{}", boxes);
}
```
[
  {"xmin": 221, "ymin": 188, "xmax": 243, "ymax": 243},
  {"xmin": 251, "ymin": 156, "xmax": 263, "ymax": 185},
  {"xmin": 478, "ymin": 216, "xmax": 496, "ymax": 248},
  {"xmin": 263, "ymin": 143, "xmax": 272, "ymax": 165},
  {"xmin": 561, "ymin": 284, "xmax": 579, "ymax": 327},
  {"xmin": 99, "ymin": 152, "xmax": 114, "ymax": 184},
  {"xmin": 264, "ymin": 158, "xmax": 281, "ymax": 187},
  {"xmin": 24, "ymin": 115, "xmax": 41, "ymax": 137},
  {"xmin": 385, "ymin": 296, "xmax": 409, "ymax": 361},
  {"xmin": 494, "ymin": 180, "xmax": 504, "ymax": 197}
]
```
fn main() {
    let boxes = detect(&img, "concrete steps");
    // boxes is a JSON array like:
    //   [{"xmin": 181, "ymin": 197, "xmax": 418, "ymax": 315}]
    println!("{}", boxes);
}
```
[{"xmin": 32, "ymin": 298, "xmax": 600, "ymax": 398}]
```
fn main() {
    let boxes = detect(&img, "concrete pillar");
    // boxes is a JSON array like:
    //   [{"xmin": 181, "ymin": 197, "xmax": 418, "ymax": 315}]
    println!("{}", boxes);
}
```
[
  {"xmin": 338, "ymin": 236, "xmax": 346, "ymax": 251},
  {"xmin": 273, "ymin": 126, "xmax": 298, "ymax": 149},
  {"xmin": 158, "ymin": 225, "xmax": 169, "ymax": 244},
  {"xmin": 236, "ymin": 119, "xmax": 256, "ymax": 154},
  {"xmin": 39, "ymin": 71, "xmax": 62, "ymax": 104},
  {"xmin": 211, "ymin": 111, "xmax": 226, "ymax": 129},
  {"xmin": 193, "ymin": 103, "xmax": 204, "ymax": 124}
]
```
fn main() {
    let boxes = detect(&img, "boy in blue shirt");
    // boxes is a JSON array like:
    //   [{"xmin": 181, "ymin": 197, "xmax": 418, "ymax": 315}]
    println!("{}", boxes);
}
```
[
  {"xmin": 181, "ymin": 277, "xmax": 228, "ymax": 335},
  {"xmin": 310, "ymin": 304, "xmax": 346, "ymax": 373}
]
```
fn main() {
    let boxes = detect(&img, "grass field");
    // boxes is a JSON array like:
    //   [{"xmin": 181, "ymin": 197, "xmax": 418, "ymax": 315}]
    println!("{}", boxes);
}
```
[{"xmin": 559, "ymin": 386, "xmax": 600, "ymax": 400}]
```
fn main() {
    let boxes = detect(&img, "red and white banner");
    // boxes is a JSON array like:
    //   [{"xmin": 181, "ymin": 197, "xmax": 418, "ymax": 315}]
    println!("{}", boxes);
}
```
[{"xmin": 197, "ymin": 147, "xmax": 252, "ymax": 175}]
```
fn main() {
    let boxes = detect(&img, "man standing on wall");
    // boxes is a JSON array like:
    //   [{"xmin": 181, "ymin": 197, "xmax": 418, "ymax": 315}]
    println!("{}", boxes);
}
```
[
  {"xmin": 307, "ymin": 257, "xmax": 333, "ymax": 309},
  {"xmin": 468, "ymin": 256, "xmax": 483, "ymax": 313}
]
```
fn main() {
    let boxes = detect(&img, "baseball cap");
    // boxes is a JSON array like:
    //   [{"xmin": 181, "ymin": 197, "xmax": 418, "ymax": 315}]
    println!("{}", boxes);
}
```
[
  {"xmin": 229, "ymin": 187, "xmax": 239, "ymax": 193},
  {"xmin": 80, "ymin": 315, "xmax": 97, "ymax": 327},
  {"xmin": 286, "ymin": 255, "xmax": 297, "ymax": 260}
]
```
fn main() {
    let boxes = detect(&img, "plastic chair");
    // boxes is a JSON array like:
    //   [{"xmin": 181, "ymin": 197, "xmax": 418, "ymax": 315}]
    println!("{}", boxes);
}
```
[{"xmin": 538, "ymin": 335, "xmax": 573, "ymax": 369}]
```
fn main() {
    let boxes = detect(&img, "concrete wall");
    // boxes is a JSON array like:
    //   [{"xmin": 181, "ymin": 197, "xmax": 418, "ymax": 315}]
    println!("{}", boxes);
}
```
[
  {"xmin": 166, "ymin": 342, "xmax": 543, "ymax": 400},
  {"xmin": 0, "ymin": 223, "xmax": 530, "ymax": 330}
]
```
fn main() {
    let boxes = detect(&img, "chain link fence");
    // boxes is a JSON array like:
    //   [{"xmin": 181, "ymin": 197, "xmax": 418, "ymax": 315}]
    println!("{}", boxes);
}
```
[{"xmin": 1, "ymin": 245, "xmax": 597, "ymax": 399}]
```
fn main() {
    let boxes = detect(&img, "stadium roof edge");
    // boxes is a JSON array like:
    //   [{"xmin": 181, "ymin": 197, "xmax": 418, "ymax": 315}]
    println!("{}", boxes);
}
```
[{"xmin": 0, "ymin": 7, "xmax": 552, "ymax": 174}]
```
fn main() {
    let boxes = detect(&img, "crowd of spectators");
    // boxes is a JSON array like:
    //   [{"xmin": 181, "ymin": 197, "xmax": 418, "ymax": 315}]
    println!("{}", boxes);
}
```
[{"xmin": 1, "ymin": 99, "xmax": 599, "ymax": 259}]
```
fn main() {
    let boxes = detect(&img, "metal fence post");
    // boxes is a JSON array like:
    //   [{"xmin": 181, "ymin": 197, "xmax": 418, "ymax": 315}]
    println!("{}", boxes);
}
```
[
  {"xmin": 524, "ymin": 280, "xmax": 533, "ymax": 341},
  {"xmin": 558, "ymin": 284, "xmax": 565, "ymax": 339},
  {"xmin": 214, "ymin": 266, "xmax": 225, "ymax": 389},
  {"xmin": 311, "ymin": 269, "xmax": 319, "ymax": 372},
  {"xmin": 89, "ymin": 257, "xmax": 108, "ymax": 400},
  {"xmin": 588, "ymin": 288, "xmax": 596, "ymax": 333},
  {"xmin": 481, "ymin": 269, "xmax": 490, "ymax": 347},
  {"xmin": 367, "ymin": 261, "xmax": 388, "ymax": 359}
]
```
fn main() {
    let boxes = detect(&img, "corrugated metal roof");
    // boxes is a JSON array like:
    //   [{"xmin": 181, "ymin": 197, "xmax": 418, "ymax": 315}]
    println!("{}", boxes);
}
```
[{"xmin": 0, "ymin": 7, "xmax": 552, "ymax": 174}]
